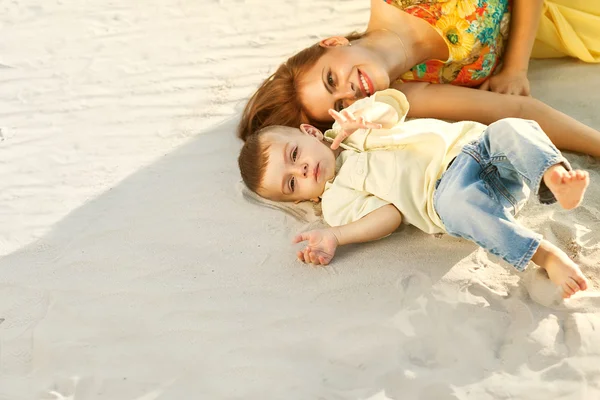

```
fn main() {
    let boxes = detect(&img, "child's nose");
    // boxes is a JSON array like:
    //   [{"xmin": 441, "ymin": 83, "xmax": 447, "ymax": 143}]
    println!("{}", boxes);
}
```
[{"xmin": 293, "ymin": 163, "xmax": 308, "ymax": 177}]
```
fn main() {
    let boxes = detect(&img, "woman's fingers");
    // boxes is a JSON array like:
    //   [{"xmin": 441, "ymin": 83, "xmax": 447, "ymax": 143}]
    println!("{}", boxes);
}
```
[{"xmin": 478, "ymin": 80, "xmax": 490, "ymax": 92}]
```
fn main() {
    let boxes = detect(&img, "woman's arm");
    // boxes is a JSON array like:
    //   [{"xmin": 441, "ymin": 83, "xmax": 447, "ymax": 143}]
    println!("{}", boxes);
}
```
[
  {"xmin": 399, "ymin": 82, "xmax": 600, "ymax": 157},
  {"xmin": 480, "ymin": 0, "xmax": 544, "ymax": 96}
]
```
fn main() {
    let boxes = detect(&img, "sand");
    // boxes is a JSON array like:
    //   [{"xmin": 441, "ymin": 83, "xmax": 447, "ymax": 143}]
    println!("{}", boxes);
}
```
[{"xmin": 0, "ymin": 1, "xmax": 599, "ymax": 399}]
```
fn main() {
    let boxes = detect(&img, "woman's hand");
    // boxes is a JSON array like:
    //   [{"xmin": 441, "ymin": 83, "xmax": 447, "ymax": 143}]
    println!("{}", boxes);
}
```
[
  {"xmin": 479, "ymin": 69, "xmax": 531, "ymax": 96},
  {"xmin": 328, "ymin": 109, "xmax": 382, "ymax": 150}
]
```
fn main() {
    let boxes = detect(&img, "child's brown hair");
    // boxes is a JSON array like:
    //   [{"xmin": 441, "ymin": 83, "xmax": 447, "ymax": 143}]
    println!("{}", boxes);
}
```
[{"xmin": 238, "ymin": 126, "xmax": 278, "ymax": 194}]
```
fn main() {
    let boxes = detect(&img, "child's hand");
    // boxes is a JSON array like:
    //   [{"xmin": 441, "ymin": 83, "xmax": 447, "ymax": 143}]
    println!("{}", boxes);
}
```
[
  {"xmin": 329, "ymin": 109, "xmax": 382, "ymax": 150},
  {"xmin": 293, "ymin": 228, "xmax": 340, "ymax": 265}
]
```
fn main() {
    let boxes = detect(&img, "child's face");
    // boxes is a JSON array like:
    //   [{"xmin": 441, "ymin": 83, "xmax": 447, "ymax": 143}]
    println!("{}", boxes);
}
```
[{"xmin": 259, "ymin": 125, "xmax": 337, "ymax": 202}]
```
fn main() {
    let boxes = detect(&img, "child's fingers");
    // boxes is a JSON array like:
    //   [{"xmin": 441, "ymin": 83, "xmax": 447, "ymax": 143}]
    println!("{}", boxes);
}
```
[
  {"xmin": 328, "ymin": 109, "xmax": 347, "ymax": 124},
  {"xmin": 330, "ymin": 133, "xmax": 348, "ymax": 150},
  {"xmin": 355, "ymin": 116, "xmax": 381, "ymax": 129},
  {"xmin": 352, "ymin": 107, "xmax": 366, "ymax": 118},
  {"xmin": 343, "ymin": 115, "xmax": 372, "ymax": 130},
  {"xmin": 363, "ymin": 121, "xmax": 382, "ymax": 129},
  {"xmin": 303, "ymin": 247, "xmax": 312, "ymax": 264},
  {"xmin": 341, "ymin": 109, "xmax": 355, "ymax": 121},
  {"xmin": 309, "ymin": 251, "xmax": 319, "ymax": 265},
  {"xmin": 292, "ymin": 232, "xmax": 310, "ymax": 244}
]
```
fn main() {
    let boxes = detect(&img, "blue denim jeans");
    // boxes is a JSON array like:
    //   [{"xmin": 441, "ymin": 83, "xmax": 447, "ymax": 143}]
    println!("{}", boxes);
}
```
[{"xmin": 433, "ymin": 118, "xmax": 570, "ymax": 271}]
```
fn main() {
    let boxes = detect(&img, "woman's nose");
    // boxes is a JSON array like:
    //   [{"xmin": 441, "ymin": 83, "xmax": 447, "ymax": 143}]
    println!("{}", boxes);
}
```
[
  {"xmin": 336, "ymin": 83, "xmax": 357, "ymax": 109},
  {"xmin": 337, "ymin": 82, "xmax": 356, "ymax": 99},
  {"xmin": 343, "ymin": 97, "xmax": 357, "ymax": 108}
]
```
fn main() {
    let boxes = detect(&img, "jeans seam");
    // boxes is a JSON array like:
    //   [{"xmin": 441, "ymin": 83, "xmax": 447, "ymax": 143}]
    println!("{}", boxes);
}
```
[
  {"xmin": 481, "ymin": 165, "xmax": 519, "ymax": 212},
  {"xmin": 534, "ymin": 156, "xmax": 570, "ymax": 204},
  {"xmin": 513, "ymin": 235, "xmax": 542, "ymax": 271}
]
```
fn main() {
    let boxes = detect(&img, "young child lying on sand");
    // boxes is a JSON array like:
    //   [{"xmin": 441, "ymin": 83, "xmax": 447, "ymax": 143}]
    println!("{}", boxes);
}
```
[{"xmin": 238, "ymin": 89, "xmax": 590, "ymax": 299}]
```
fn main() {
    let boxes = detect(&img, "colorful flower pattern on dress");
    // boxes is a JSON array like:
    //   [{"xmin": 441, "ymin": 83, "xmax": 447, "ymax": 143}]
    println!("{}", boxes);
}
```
[{"xmin": 385, "ymin": 0, "xmax": 511, "ymax": 86}]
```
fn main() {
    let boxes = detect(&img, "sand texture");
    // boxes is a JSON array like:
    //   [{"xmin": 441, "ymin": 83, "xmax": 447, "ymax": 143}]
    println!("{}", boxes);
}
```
[{"xmin": 1, "ymin": 1, "xmax": 599, "ymax": 399}]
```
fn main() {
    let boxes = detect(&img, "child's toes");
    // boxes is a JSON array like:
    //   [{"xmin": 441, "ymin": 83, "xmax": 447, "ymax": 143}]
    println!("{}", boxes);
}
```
[
  {"xmin": 567, "ymin": 279, "xmax": 580, "ymax": 293},
  {"xmin": 562, "ymin": 284, "xmax": 574, "ymax": 298},
  {"xmin": 575, "ymin": 275, "xmax": 588, "ymax": 291},
  {"xmin": 565, "ymin": 172, "xmax": 575, "ymax": 182}
]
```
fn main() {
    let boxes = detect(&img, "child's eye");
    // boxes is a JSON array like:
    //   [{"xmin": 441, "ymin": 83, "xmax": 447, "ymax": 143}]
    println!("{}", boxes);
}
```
[
  {"xmin": 290, "ymin": 177, "xmax": 295, "ymax": 192},
  {"xmin": 291, "ymin": 148, "xmax": 298, "ymax": 162},
  {"xmin": 334, "ymin": 100, "xmax": 344, "ymax": 112}
]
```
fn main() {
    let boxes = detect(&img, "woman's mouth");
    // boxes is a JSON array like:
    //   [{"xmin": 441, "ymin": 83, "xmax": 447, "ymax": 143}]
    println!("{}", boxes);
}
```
[{"xmin": 358, "ymin": 70, "xmax": 374, "ymax": 97}]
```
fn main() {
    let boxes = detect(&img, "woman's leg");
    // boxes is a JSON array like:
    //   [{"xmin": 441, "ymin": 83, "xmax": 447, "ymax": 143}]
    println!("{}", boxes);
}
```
[{"xmin": 400, "ymin": 81, "xmax": 600, "ymax": 158}]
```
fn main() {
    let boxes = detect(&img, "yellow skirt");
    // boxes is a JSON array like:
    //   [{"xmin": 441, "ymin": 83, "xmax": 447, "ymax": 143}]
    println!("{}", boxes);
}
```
[{"xmin": 532, "ymin": 0, "xmax": 600, "ymax": 62}]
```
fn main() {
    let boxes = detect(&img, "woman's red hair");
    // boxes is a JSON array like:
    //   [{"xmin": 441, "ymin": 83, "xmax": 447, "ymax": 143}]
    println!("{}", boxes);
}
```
[{"xmin": 238, "ymin": 33, "xmax": 365, "ymax": 141}]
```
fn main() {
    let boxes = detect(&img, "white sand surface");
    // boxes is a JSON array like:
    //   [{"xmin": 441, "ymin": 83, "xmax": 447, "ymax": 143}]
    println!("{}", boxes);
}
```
[{"xmin": 1, "ymin": 1, "xmax": 599, "ymax": 399}]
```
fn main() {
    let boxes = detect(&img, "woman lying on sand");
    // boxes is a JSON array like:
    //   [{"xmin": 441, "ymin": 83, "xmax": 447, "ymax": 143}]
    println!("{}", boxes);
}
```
[{"xmin": 239, "ymin": 0, "xmax": 600, "ymax": 157}]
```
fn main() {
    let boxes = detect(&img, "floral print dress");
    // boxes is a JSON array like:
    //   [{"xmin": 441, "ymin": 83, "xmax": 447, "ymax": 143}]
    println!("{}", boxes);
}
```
[{"xmin": 384, "ymin": 0, "xmax": 512, "ymax": 86}]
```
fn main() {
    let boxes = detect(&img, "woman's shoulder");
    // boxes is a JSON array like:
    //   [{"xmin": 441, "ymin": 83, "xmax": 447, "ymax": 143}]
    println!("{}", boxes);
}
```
[{"xmin": 392, "ymin": 0, "xmax": 512, "ymax": 86}]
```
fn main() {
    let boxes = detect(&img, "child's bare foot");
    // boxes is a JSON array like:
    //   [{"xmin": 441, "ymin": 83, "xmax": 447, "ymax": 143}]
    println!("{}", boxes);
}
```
[
  {"xmin": 543, "ymin": 164, "xmax": 589, "ymax": 210},
  {"xmin": 532, "ymin": 240, "xmax": 588, "ymax": 298}
]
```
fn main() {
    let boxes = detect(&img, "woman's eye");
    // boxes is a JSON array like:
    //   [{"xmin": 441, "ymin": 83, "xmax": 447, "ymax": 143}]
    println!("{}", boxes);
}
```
[
  {"xmin": 291, "ymin": 148, "xmax": 298, "ymax": 161},
  {"xmin": 290, "ymin": 177, "xmax": 295, "ymax": 191},
  {"xmin": 327, "ymin": 71, "xmax": 335, "ymax": 87}
]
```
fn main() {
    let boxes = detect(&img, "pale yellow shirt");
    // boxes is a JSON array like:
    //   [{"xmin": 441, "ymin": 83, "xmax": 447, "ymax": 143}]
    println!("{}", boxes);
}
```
[{"xmin": 321, "ymin": 89, "xmax": 486, "ymax": 234}]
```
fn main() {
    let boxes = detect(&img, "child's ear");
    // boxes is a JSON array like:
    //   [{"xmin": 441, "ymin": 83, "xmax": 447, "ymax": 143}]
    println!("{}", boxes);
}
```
[
  {"xmin": 294, "ymin": 198, "xmax": 321, "ymax": 204},
  {"xmin": 300, "ymin": 124, "xmax": 324, "ymax": 141},
  {"xmin": 319, "ymin": 36, "xmax": 350, "ymax": 48}
]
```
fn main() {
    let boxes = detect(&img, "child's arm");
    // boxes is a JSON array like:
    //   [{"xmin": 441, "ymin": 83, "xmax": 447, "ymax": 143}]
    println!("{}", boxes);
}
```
[
  {"xmin": 329, "ymin": 108, "xmax": 383, "ymax": 150},
  {"xmin": 328, "ymin": 89, "xmax": 410, "ymax": 150},
  {"xmin": 293, "ymin": 204, "xmax": 402, "ymax": 265}
]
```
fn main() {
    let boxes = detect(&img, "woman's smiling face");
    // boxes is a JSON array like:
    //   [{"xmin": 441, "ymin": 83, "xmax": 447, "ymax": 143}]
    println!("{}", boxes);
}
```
[{"xmin": 299, "ymin": 37, "xmax": 390, "ymax": 124}]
